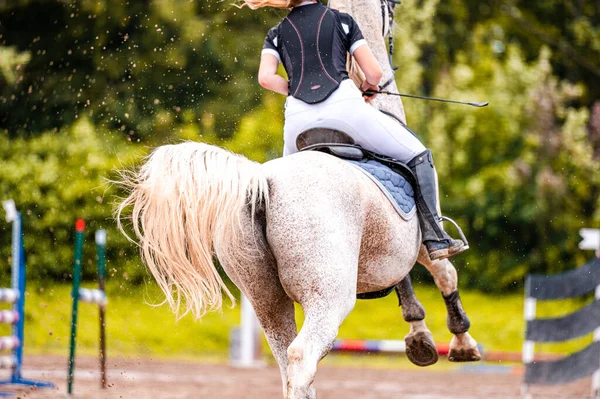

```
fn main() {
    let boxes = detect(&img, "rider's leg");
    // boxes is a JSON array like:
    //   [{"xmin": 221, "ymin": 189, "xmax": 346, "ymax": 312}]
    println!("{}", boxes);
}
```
[
  {"xmin": 317, "ymin": 90, "xmax": 466, "ymax": 260},
  {"xmin": 282, "ymin": 80, "xmax": 425, "ymax": 161},
  {"xmin": 407, "ymin": 150, "xmax": 466, "ymax": 260},
  {"xmin": 282, "ymin": 81, "xmax": 466, "ymax": 260}
]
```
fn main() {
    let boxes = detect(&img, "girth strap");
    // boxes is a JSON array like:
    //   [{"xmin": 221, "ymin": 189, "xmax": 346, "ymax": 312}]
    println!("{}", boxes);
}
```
[{"xmin": 357, "ymin": 285, "xmax": 396, "ymax": 300}]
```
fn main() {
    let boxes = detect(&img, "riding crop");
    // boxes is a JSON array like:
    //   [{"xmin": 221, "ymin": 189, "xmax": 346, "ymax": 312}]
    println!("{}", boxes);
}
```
[{"xmin": 363, "ymin": 89, "xmax": 489, "ymax": 108}]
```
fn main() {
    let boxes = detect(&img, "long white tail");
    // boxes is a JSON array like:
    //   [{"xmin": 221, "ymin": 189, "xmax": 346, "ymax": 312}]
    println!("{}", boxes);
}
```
[{"xmin": 116, "ymin": 142, "xmax": 269, "ymax": 319}]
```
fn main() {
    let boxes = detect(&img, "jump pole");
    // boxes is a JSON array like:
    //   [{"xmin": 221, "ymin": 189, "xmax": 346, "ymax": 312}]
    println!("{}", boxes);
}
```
[
  {"xmin": 67, "ymin": 219, "xmax": 85, "ymax": 395},
  {"xmin": 0, "ymin": 200, "xmax": 54, "ymax": 396},
  {"xmin": 67, "ymin": 220, "xmax": 108, "ymax": 395},
  {"xmin": 239, "ymin": 295, "xmax": 260, "ymax": 367}
]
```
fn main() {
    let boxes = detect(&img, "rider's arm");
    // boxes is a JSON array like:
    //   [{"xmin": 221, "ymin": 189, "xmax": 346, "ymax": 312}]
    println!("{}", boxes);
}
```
[
  {"xmin": 353, "ymin": 45, "xmax": 383, "ymax": 91},
  {"xmin": 258, "ymin": 54, "xmax": 289, "ymax": 96},
  {"xmin": 342, "ymin": 12, "xmax": 382, "ymax": 101}
]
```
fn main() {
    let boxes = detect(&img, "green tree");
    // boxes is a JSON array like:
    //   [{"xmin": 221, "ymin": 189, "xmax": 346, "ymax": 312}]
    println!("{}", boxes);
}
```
[
  {"xmin": 0, "ymin": 1, "xmax": 279, "ymax": 140},
  {"xmin": 395, "ymin": 4, "xmax": 600, "ymax": 290},
  {"xmin": 419, "ymin": 0, "xmax": 600, "ymax": 107}
]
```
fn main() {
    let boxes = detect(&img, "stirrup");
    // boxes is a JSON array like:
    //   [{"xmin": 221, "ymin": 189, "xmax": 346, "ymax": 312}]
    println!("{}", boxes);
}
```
[
  {"xmin": 440, "ymin": 216, "xmax": 469, "ymax": 250},
  {"xmin": 425, "ymin": 239, "xmax": 463, "ymax": 261}
]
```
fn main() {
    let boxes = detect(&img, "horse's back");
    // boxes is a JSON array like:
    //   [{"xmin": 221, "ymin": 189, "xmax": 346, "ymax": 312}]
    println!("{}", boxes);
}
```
[{"xmin": 261, "ymin": 151, "xmax": 420, "ymax": 297}]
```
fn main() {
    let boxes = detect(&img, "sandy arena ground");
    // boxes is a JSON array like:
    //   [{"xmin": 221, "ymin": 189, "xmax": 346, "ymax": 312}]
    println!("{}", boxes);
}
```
[{"xmin": 0, "ymin": 355, "xmax": 590, "ymax": 398}]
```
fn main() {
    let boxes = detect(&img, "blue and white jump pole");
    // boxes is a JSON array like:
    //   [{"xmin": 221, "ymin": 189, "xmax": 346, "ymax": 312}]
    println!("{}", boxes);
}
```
[{"xmin": 0, "ymin": 200, "xmax": 54, "ymax": 396}]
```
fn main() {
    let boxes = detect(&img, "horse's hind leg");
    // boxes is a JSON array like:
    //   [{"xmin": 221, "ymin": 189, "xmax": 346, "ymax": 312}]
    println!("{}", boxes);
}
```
[
  {"xmin": 417, "ymin": 246, "xmax": 481, "ymax": 362},
  {"xmin": 217, "ymin": 214, "xmax": 298, "ymax": 397},
  {"xmin": 247, "ymin": 290, "xmax": 297, "ymax": 395},
  {"xmin": 280, "ymin": 262, "xmax": 357, "ymax": 399},
  {"xmin": 225, "ymin": 276, "xmax": 297, "ymax": 397},
  {"xmin": 395, "ymin": 275, "xmax": 438, "ymax": 366},
  {"xmin": 286, "ymin": 292, "xmax": 356, "ymax": 399}
]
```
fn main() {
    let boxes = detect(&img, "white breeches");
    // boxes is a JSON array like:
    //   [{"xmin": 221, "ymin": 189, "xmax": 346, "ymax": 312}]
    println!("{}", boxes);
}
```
[{"xmin": 283, "ymin": 79, "xmax": 426, "ymax": 162}]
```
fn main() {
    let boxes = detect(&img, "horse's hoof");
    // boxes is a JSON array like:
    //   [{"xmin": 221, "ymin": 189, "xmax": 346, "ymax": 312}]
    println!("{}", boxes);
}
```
[
  {"xmin": 448, "ymin": 346, "xmax": 481, "ymax": 362},
  {"xmin": 404, "ymin": 331, "xmax": 438, "ymax": 367}
]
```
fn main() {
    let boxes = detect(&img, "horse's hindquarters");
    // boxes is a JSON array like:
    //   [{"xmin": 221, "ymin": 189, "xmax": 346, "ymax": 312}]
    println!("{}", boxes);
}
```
[
  {"xmin": 262, "ymin": 151, "xmax": 420, "ymax": 299},
  {"xmin": 263, "ymin": 152, "xmax": 362, "ymax": 303},
  {"xmin": 261, "ymin": 152, "xmax": 420, "ymax": 398}
]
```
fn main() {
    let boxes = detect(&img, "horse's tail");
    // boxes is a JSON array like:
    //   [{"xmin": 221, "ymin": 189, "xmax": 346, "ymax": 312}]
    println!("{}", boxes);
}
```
[{"xmin": 115, "ymin": 142, "xmax": 269, "ymax": 319}]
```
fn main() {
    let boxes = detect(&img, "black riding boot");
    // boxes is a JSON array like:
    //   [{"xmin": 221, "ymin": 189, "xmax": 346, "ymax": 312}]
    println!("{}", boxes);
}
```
[{"xmin": 407, "ymin": 150, "xmax": 467, "ymax": 261}]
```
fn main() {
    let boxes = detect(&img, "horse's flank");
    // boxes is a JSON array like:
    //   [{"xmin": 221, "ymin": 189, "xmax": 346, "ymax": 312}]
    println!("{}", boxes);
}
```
[{"xmin": 260, "ymin": 151, "xmax": 420, "ymax": 301}]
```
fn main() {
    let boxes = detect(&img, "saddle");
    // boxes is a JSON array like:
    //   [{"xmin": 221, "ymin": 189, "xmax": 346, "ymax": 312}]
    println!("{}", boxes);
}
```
[{"xmin": 297, "ymin": 128, "xmax": 418, "ymax": 220}]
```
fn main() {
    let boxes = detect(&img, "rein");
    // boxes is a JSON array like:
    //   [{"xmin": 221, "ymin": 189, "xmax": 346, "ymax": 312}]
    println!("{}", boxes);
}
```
[
  {"xmin": 378, "ymin": 0, "xmax": 404, "ymax": 124},
  {"xmin": 380, "ymin": 0, "xmax": 401, "ymax": 81}
]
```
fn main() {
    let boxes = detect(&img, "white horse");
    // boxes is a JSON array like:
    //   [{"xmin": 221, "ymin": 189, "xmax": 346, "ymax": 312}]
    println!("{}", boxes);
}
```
[
  {"xmin": 116, "ymin": 1, "xmax": 480, "ymax": 398},
  {"xmin": 116, "ymin": 142, "xmax": 479, "ymax": 398},
  {"xmin": 115, "ymin": 143, "xmax": 420, "ymax": 398}
]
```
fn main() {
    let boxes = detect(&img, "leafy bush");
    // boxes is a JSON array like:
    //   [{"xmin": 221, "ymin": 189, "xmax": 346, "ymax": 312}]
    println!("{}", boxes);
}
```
[
  {"xmin": 396, "ymin": 20, "xmax": 600, "ymax": 291},
  {"xmin": 0, "ymin": 120, "xmax": 147, "ymax": 286}
]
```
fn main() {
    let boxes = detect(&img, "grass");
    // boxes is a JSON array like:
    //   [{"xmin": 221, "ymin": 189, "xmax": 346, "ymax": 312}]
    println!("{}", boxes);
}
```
[{"xmin": 0, "ymin": 281, "xmax": 591, "ymax": 367}]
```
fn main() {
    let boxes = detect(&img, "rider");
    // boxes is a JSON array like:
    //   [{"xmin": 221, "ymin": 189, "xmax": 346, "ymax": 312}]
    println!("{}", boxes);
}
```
[{"xmin": 247, "ymin": 0, "xmax": 466, "ymax": 260}]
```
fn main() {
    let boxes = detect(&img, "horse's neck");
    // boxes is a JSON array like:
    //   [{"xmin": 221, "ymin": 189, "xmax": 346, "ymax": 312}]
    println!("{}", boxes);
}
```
[{"xmin": 330, "ymin": 0, "xmax": 406, "ymax": 124}]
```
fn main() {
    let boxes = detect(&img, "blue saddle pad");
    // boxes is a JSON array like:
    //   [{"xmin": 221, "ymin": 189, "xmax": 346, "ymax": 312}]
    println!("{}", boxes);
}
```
[{"xmin": 348, "ymin": 160, "xmax": 416, "ymax": 220}]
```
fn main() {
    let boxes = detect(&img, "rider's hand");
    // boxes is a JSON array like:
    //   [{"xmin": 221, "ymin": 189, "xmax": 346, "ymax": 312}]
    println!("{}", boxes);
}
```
[{"xmin": 361, "ymin": 81, "xmax": 380, "ymax": 102}]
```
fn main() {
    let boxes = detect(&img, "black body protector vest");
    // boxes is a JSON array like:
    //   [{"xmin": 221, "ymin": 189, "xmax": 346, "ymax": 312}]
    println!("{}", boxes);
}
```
[{"xmin": 262, "ymin": 3, "xmax": 365, "ymax": 104}]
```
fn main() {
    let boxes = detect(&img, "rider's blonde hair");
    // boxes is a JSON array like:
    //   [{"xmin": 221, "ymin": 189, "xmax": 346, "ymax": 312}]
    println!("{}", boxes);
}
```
[{"xmin": 240, "ymin": 0, "xmax": 307, "ymax": 9}]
